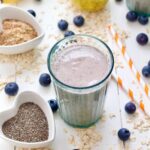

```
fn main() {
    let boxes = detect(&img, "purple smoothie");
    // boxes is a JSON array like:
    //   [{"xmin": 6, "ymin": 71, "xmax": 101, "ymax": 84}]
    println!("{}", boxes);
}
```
[
  {"xmin": 51, "ymin": 45, "xmax": 109, "ymax": 87},
  {"xmin": 48, "ymin": 36, "xmax": 114, "ymax": 127}
]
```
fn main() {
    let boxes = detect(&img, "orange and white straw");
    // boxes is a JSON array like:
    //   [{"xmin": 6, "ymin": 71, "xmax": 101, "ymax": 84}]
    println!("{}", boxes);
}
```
[
  {"xmin": 108, "ymin": 25, "xmax": 150, "ymax": 99},
  {"xmin": 112, "ymin": 72, "xmax": 150, "ymax": 116}
]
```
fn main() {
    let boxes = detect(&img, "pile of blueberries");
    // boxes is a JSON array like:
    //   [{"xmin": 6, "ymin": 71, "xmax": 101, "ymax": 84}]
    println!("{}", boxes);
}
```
[
  {"xmin": 126, "ymin": 11, "xmax": 149, "ymax": 46},
  {"xmin": 4, "ymin": 73, "xmax": 58, "ymax": 113},
  {"xmin": 114, "ymin": 0, "xmax": 149, "ymax": 141},
  {"xmin": 126, "ymin": 11, "xmax": 150, "ymax": 78},
  {"xmin": 57, "ymin": 15, "xmax": 85, "ymax": 37}
]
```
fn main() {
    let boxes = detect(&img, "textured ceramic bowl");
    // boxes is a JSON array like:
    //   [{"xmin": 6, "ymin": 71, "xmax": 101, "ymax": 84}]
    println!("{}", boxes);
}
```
[
  {"xmin": 0, "ymin": 91, "xmax": 55, "ymax": 148},
  {"xmin": 0, "ymin": 5, "xmax": 45, "ymax": 54}
]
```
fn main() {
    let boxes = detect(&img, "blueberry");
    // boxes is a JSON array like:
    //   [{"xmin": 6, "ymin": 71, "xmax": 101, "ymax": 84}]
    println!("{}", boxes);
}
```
[
  {"xmin": 58, "ymin": 19, "xmax": 68, "ymax": 31},
  {"xmin": 136, "ymin": 33, "xmax": 149, "ymax": 45},
  {"xmin": 48, "ymin": 99, "xmax": 59, "ymax": 112},
  {"xmin": 125, "ymin": 102, "xmax": 136, "ymax": 114},
  {"xmin": 73, "ymin": 15, "xmax": 85, "ymax": 27},
  {"xmin": 39, "ymin": 73, "xmax": 51, "ymax": 87},
  {"xmin": 5, "ymin": 82, "xmax": 19, "ymax": 96},
  {"xmin": 142, "ymin": 66, "xmax": 150, "ymax": 77},
  {"xmin": 126, "ymin": 11, "xmax": 138, "ymax": 22},
  {"xmin": 148, "ymin": 60, "xmax": 150, "ymax": 66},
  {"xmin": 27, "ymin": 9, "xmax": 36, "ymax": 17},
  {"xmin": 64, "ymin": 31, "xmax": 75, "ymax": 37},
  {"xmin": 138, "ymin": 15, "xmax": 149, "ymax": 25},
  {"xmin": 118, "ymin": 128, "xmax": 130, "ymax": 141}
]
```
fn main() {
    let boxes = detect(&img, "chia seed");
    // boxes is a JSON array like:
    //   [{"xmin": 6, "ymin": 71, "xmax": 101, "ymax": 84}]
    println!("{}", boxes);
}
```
[{"xmin": 2, "ymin": 102, "xmax": 49, "ymax": 142}]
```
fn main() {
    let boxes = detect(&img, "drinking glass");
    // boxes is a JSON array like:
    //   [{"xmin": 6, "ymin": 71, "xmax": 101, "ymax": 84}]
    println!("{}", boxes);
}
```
[
  {"xmin": 126, "ymin": 0, "xmax": 150, "ymax": 16},
  {"xmin": 47, "ymin": 35, "xmax": 114, "ymax": 128}
]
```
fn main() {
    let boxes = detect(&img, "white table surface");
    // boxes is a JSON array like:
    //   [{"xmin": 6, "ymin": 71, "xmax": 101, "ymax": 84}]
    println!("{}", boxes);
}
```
[{"xmin": 0, "ymin": 0, "xmax": 150, "ymax": 150}]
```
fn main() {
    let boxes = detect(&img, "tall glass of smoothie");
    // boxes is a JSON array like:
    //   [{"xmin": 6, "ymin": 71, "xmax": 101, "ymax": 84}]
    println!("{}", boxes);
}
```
[{"xmin": 47, "ymin": 35, "xmax": 114, "ymax": 128}]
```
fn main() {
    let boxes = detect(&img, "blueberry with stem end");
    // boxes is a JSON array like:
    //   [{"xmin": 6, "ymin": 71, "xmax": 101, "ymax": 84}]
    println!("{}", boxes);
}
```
[
  {"xmin": 125, "ymin": 102, "xmax": 136, "ymax": 114},
  {"xmin": 39, "ymin": 73, "xmax": 51, "ymax": 87},
  {"xmin": 58, "ymin": 19, "xmax": 68, "ymax": 31},
  {"xmin": 73, "ymin": 15, "xmax": 85, "ymax": 27},
  {"xmin": 142, "ymin": 66, "xmax": 150, "ymax": 77},
  {"xmin": 48, "ymin": 99, "xmax": 59, "ymax": 112},
  {"xmin": 126, "ymin": 11, "xmax": 138, "ymax": 22},
  {"xmin": 118, "ymin": 128, "xmax": 130, "ymax": 141},
  {"xmin": 138, "ymin": 15, "xmax": 149, "ymax": 25},
  {"xmin": 5, "ymin": 82, "xmax": 19, "ymax": 96},
  {"xmin": 136, "ymin": 33, "xmax": 149, "ymax": 46}
]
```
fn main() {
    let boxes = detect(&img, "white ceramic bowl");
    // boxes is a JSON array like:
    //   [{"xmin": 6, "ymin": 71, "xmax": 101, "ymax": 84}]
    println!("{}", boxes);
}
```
[
  {"xmin": 0, "ymin": 91, "xmax": 55, "ymax": 148},
  {"xmin": 0, "ymin": 5, "xmax": 45, "ymax": 55}
]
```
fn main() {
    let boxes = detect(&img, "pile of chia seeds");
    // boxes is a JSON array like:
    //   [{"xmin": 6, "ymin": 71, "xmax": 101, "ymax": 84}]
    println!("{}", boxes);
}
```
[{"xmin": 2, "ymin": 102, "xmax": 49, "ymax": 142}]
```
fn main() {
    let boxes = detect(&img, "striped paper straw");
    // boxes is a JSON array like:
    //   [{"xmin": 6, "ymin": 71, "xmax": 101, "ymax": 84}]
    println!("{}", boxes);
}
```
[
  {"xmin": 108, "ymin": 25, "xmax": 150, "ymax": 99},
  {"xmin": 112, "ymin": 72, "xmax": 150, "ymax": 116}
]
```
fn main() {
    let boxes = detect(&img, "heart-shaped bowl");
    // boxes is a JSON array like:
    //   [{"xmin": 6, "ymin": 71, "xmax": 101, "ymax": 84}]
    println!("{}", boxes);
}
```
[
  {"xmin": 0, "ymin": 4, "xmax": 45, "ymax": 55},
  {"xmin": 0, "ymin": 91, "xmax": 55, "ymax": 148}
]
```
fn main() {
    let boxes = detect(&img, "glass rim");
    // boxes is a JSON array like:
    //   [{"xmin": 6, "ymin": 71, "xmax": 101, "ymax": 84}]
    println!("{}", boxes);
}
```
[{"xmin": 47, "ymin": 34, "xmax": 114, "ymax": 90}]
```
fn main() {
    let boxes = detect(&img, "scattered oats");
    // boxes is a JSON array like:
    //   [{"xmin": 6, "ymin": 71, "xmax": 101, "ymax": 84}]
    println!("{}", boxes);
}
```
[
  {"xmin": 75, "ymin": 126, "xmax": 102, "ymax": 150},
  {"xmin": 109, "ymin": 113, "xmax": 116, "ymax": 119},
  {"xmin": 134, "ymin": 119, "xmax": 144, "ymax": 129},
  {"xmin": 68, "ymin": 135, "xmax": 76, "ymax": 145},
  {"xmin": 64, "ymin": 128, "xmax": 68, "ymax": 134},
  {"xmin": 55, "ymin": 0, "xmax": 110, "ymax": 42},
  {"xmin": 130, "ymin": 136, "xmax": 136, "ymax": 142},
  {"xmin": 112, "ymin": 23, "xmax": 130, "ymax": 40}
]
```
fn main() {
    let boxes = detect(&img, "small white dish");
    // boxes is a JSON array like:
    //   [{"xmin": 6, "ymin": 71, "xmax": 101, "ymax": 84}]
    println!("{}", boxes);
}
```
[
  {"xmin": 0, "ymin": 91, "xmax": 55, "ymax": 148},
  {"xmin": 0, "ymin": 5, "xmax": 45, "ymax": 55}
]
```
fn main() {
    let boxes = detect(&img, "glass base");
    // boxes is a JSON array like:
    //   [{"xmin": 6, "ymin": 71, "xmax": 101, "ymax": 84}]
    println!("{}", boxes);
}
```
[
  {"xmin": 60, "ymin": 114, "xmax": 102, "ymax": 128},
  {"xmin": 126, "ymin": 1, "xmax": 150, "ymax": 17}
]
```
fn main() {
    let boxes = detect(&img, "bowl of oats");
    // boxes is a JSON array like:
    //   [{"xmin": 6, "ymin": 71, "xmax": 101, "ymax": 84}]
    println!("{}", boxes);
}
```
[
  {"xmin": 0, "ymin": 91, "xmax": 55, "ymax": 148},
  {"xmin": 0, "ymin": 5, "xmax": 45, "ymax": 54}
]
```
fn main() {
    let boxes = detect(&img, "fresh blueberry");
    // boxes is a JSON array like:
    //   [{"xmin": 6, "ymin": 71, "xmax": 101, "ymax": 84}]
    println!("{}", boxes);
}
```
[
  {"xmin": 73, "ymin": 15, "xmax": 85, "ymax": 27},
  {"xmin": 48, "ymin": 99, "xmax": 59, "ymax": 112},
  {"xmin": 64, "ymin": 31, "xmax": 75, "ymax": 37},
  {"xmin": 5, "ymin": 82, "xmax": 19, "ymax": 96},
  {"xmin": 142, "ymin": 66, "xmax": 150, "ymax": 77},
  {"xmin": 118, "ymin": 128, "xmax": 130, "ymax": 141},
  {"xmin": 136, "ymin": 33, "xmax": 149, "ymax": 45},
  {"xmin": 138, "ymin": 15, "xmax": 149, "ymax": 25},
  {"xmin": 39, "ymin": 73, "xmax": 51, "ymax": 87},
  {"xmin": 27, "ymin": 9, "xmax": 36, "ymax": 17},
  {"xmin": 58, "ymin": 19, "xmax": 68, "ymax": 31},
  {"xmin": 126, "ymin": 11, "xmax": 138, "ymax": 22},
  {"xmin": 125, "ymin": 102, "xmax": 136, "ymax": 114},
  {"xmin": 148, "ymin": 60, "xmax": 150, "ymax": 66}
]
